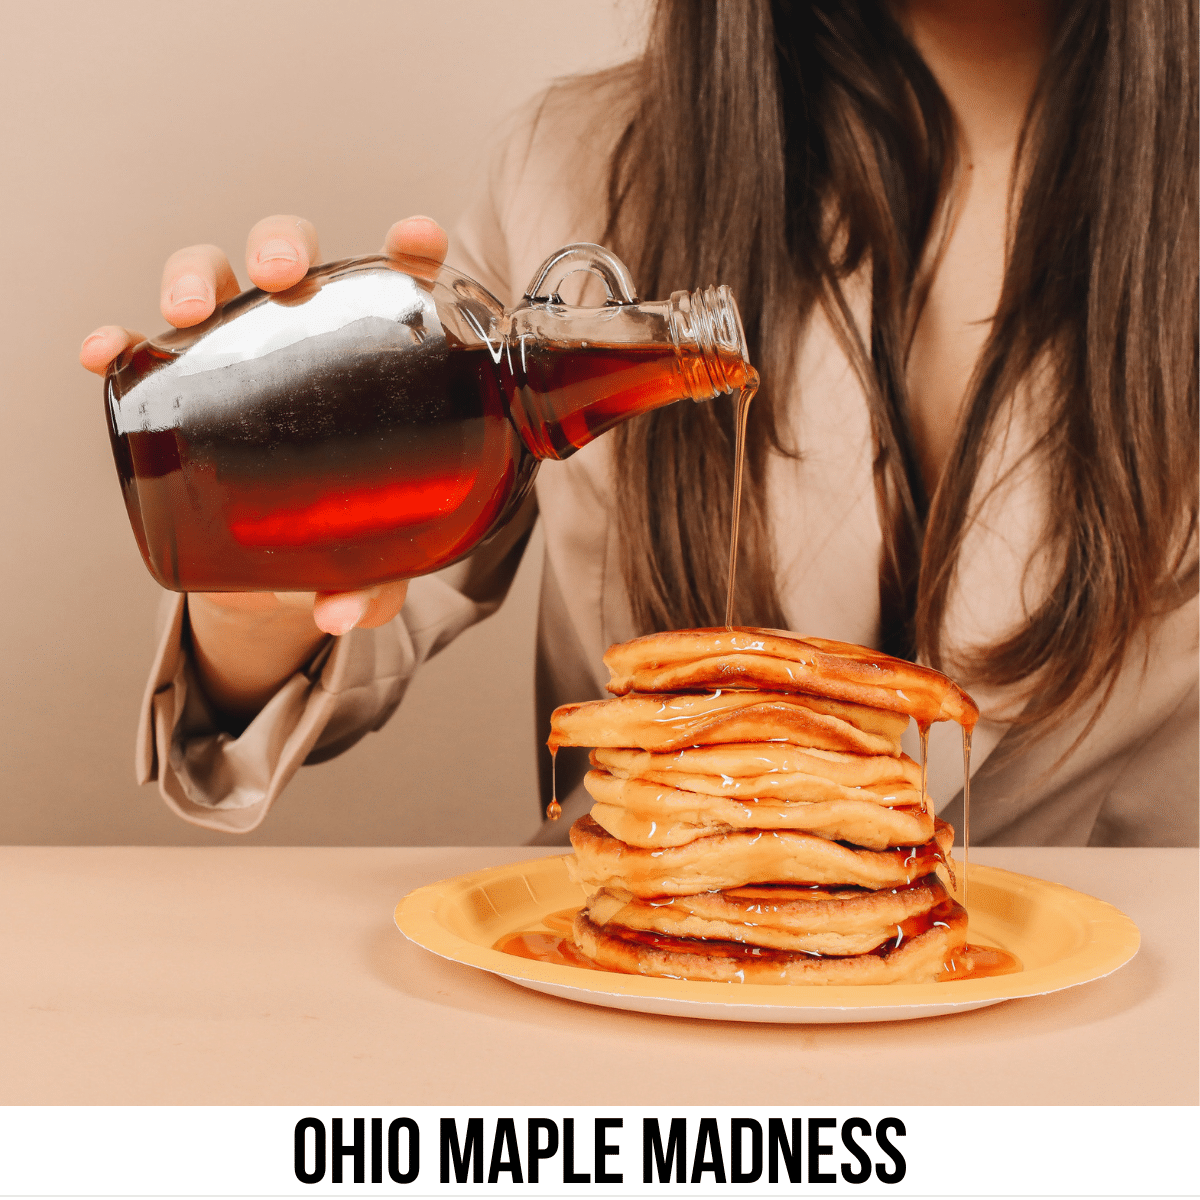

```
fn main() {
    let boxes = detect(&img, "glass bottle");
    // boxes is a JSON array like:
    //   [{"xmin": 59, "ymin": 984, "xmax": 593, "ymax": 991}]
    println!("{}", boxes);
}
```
[{"xmin": 105, "ymin": 243, "xmax": 753, "ymax": 592}]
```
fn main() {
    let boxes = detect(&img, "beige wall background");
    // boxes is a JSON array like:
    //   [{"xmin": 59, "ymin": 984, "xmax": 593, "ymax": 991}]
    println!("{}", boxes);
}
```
[{"xmin": 1, "ymin": 1, "xmax": 646, "ymax": 845}]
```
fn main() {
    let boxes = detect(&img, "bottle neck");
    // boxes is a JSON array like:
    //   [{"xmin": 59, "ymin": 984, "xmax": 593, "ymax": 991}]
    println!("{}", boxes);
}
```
[
  {"xmin": 666, "ymin": 285, "xmax": 754, "ymax": 401},
  {"xmin": 495, "ymin": 285, "xmax": 754, "ymax": 461}
]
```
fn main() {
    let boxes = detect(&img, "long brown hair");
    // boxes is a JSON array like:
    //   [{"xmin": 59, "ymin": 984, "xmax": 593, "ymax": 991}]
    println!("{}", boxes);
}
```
[{"xmin": 605, "ymin": 0, "xmax": 1198, "ymax": 732}]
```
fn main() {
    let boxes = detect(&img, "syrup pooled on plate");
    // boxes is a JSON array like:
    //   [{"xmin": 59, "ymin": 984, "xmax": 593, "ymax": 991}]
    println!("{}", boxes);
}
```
[
  {"xmin": 495, "ymin": 931, "xmax": 596, "ymax": 969},
  {"xmin": 494, "ymin": 907, "xmax": 592, "ymax": 967},
  {"xmin": 493, "ymin": 902, "xmax": 1022, "ymax": 983},
  {"xmin": 937, "ymin": 944, "xmax": 1022, "ymax": 981}
]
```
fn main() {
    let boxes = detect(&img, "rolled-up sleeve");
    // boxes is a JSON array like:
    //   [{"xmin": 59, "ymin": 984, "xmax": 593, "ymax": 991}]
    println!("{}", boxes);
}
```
[{"xmin": 136, "ymin": 492, "xmax": 535, "ymax": 833}]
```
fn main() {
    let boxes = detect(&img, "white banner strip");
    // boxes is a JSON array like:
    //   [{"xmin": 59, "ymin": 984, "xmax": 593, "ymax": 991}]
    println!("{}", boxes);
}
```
[{"xmin": 1, "ymin": 1106, "xmax": 1196, "ymax": 1198}]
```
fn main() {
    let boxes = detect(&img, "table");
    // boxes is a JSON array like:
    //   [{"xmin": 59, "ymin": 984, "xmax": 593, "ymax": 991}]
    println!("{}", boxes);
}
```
[{"xmin": 2, "ymin": 846, "xmax": 1195, "ymax": 1105}]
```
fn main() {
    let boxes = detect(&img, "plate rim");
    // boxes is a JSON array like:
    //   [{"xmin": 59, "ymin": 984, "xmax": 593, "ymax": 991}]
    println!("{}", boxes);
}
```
[{"xmin": 394, "ymin": 855, "xmax": 1141, "ymax": 1013}]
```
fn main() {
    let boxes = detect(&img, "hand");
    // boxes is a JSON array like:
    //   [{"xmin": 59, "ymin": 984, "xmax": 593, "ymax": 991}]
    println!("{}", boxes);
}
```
[{"xmin": 82, "ymin": 215, "xmax": 449, "ymax": 717}]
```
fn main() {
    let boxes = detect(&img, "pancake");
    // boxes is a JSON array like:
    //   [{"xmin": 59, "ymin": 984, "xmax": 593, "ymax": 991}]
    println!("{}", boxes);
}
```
[
  {"xmin": 548, "ymin": 629, "xmax": 978, "ymax": 986},
  {"xmin": 573, "ymin": 899, "xmax": 968, "ymax": 984},
  {"xmin": 567, "ymin": 813, "xmax": 955, "ymax": 896},
  {"xmin": 603, "ymin": 627, "xmax": 978, "ymax": 729},
  {"xmin": 550, "ymin": 691, "xmax": 908, "ymax": 756},
  {"xmin": 584, "ymin": 875, "xmax": 950, "ymax": 955},
  {"xmin": 585, "ymin": 769, "xmax": 935, "ymax": 849},
  {"xmin": 591, "ymin": 745, "xmax": 924, "ymax": 807}
]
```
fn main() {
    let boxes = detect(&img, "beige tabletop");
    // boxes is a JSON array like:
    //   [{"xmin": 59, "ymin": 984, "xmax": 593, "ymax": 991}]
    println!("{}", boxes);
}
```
[{"xmin": 2, "ymin": 845, "xmax": 1195, "ymax": 1105}]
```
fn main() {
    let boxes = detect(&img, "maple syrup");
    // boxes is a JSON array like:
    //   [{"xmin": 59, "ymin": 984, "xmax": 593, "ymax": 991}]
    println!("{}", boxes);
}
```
[
  {"xmin": 111, "ymin": 341, "xmax": 532, "ymax": 592},
  {"xmin": 937, "ymin": 943, "xmax": 1022, "ymax": 981},
  {"xmin": 723, "ymin": 372, "xmax": 760, "ymax": 628},
  {"xmin": 110, "ymin": 337, "xmax": 753, "ymax": 594},
  {"xmin": 495, "ymin": 931, "xmax": 598, "ymax": 968},
  {"xmin": 494, "ymin": 906, "xmax": 590, "ymax": 966},
  {"xmin": 510, "ymin": 342, "xmax": 756, "ymax": 461},
  {"xmin": 494, "ymin": 895, "xmax": 1023, "ymax": 983},
  {"xmin": 107, "ymin": 250, "xmax": 756, "ymax": 594},
  {"xmin": 918, "ymin": 721, "xmax": 930, "ymax": 816},
  {"xmin": 546, "ymin": 746, "xmax": 561, "ymax": 821}
]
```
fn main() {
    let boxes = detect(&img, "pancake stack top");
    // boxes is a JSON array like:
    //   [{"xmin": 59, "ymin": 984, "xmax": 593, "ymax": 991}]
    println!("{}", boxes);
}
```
[{"xmin": 549, "ymin": 628, "xmax": 979, "ymax": 985}]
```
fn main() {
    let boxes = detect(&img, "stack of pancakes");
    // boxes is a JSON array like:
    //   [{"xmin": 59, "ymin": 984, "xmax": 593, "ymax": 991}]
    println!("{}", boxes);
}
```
[{"xmin": 549, "ymin": 628, "xmax": 978, "ymax": 985}]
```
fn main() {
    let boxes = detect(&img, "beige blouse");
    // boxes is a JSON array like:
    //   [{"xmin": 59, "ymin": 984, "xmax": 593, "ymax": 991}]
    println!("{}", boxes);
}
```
[{"xmin": 137, "ymin": 81, "xmax": 1199, "ymax": 847}]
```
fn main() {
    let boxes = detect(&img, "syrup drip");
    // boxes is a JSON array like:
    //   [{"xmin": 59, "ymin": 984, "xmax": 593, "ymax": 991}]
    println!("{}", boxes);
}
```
[
  {"xmin": 936, "ymin": 944, "xmax": 1021, "ymax": 982},
  {"xmin": 724, "ymin": 373, "xmax": 760, "ymax": 630},
  {"xmin": 546, "ymin": 746, "xmax": 561, "ymax": 821},
  {"xmin": 961, "ymin": 726, "xmax": 972, "ymax": 909}
]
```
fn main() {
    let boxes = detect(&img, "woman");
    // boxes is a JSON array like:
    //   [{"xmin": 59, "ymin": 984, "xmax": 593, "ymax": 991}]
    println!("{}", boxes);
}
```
[{"xmin": 81, "ymin": 0, "xmax": 1198, "ymax": 844}]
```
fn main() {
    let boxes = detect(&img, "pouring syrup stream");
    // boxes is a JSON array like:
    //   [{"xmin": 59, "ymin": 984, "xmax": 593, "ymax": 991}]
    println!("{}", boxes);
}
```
[
  {"xmin": 918, "ymin": 722, "xmax": 930, "ymax": 816},
  {"xmin": 547, "ymin": 367, "xmax": 759, "ymax": 822},
  {"xmin": 724, "ymin": 372, "xmax": 760, "ymax": 630},
  {"xmin": 720, "ymin": 365, "xmax": 976, "ymax": 924}
]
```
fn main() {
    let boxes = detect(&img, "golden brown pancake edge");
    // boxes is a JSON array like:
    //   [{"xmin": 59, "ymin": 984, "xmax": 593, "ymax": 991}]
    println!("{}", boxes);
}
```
[
  {"xmin": 567, "ymin": 813, "xmax": 954, "ymax": 896},
  {"xmin": 573, "ymin": 902, "xmax": 968, "ymax": 984},
  {"xmin": 550, "ymin": 691, "xmax": 907, "ymax": 756},
  {"xmin": 585, "ymin": 768, "xmax": 935, "ymax": 850},
  {"xmin": 602, "ymin": 627, "xmax": 978, "ymax": 729},
  {"xmin": 583, "ymin": 874, "xmax": 950, "ymax": 955}
]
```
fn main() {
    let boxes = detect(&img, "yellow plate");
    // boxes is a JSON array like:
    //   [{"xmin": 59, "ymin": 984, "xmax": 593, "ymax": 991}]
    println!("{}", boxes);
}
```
[{"xmin": 394, "ymin": 855, "xmax": 1140, "ymax": 1023}]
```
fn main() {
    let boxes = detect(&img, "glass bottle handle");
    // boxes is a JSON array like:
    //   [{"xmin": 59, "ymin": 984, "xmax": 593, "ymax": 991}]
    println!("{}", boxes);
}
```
[{"xmin": 522, "ymin": 242, "xmax": 639, "ymax": 306}]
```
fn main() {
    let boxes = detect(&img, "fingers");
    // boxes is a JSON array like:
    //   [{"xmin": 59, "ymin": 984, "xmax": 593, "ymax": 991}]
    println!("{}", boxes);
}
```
[
  {"xmin": 312, "ymin": 580, "xmax": 409, "ymax": 636},
  {"xmin": 85, "ymin": 240, "xmax": 239, "ymax": 372},
  {"xmin": 245, "ymin": 215, "xmax": 321, "ymax": 292},
  {"xmin": 90, "ymin": 213, "xmax": 437, "ymax": 378},
  {"xmin": 158, "ymin": 215, "xmax": 319, "ymax": 330},
  {"xmin": 160, "ymin": 245, "xmax": 241, "ymax": 328},
  {"xmin": 79, "ymin": 325, "xmax": 147, "ymax": 375},
  {"xmin": 382, "ymin": 216, "xmax": 448, "ymax": 279}
]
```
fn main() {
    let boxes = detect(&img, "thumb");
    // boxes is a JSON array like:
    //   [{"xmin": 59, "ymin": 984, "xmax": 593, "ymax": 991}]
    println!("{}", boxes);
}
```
[{"xmin": 312, "ymin": 580, "xmax": 409, "ymax": 635}]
